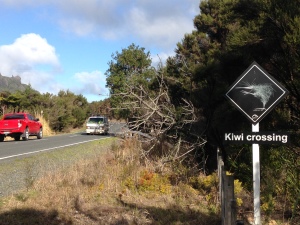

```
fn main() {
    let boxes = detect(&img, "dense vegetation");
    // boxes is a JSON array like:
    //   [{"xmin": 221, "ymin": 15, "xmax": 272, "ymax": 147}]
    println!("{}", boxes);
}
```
[
  {"xmin": 0, "ymin": 0, "xmax": 299, "ymax": 222},
  {"xmin": 106, "ymin": 0, "xmax": 300, "ymax": 222},
  {"xmin": 0, "ymin": 86, "xmax": 110, "ymax": 132}
]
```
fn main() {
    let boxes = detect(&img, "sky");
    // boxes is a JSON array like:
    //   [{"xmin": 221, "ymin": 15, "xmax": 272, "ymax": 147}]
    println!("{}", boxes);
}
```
[{"xmin": 0, "ymin": 0, "xmax": 199, "ymax": 102}]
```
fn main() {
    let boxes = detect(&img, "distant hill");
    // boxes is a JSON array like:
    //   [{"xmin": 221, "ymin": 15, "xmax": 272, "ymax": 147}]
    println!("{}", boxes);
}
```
[{"xmin": 0, "ymin": 73, "xmax": 30, "ymax": 93}]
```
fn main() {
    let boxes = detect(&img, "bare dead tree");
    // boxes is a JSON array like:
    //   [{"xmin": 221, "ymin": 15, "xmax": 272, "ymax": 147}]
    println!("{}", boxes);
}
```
[{"xmin": 115, "ymin": 70, "xmax": 207, "ymax": 163}]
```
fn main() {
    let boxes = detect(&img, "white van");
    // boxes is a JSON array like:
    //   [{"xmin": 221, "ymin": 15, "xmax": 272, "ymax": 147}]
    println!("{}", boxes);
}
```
[{"xmin": 85, "ymin": 115, "xmax": 109, "ymax": 135}]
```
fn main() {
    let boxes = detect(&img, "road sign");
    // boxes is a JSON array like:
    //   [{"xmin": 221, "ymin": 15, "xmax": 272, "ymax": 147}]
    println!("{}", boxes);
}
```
[{"xmin": 225, "ymin": 61, "xmax": 288, "ymax": 124}]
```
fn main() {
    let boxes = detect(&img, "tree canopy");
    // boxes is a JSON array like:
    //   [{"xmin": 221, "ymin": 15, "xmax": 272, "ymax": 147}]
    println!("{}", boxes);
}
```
[{"xmin": 105, "ymin": 43, "xmax": 155, "ymax": 119}]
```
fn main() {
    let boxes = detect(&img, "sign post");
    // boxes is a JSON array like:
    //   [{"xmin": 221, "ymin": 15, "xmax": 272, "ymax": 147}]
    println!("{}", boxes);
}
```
[
  {"xmin": 252, "ymin": 123, "xmax": 260, "ymax": 224},
  {"xmin": 225, "ymin": 61, "xmax": 288, "ymax": 225}
]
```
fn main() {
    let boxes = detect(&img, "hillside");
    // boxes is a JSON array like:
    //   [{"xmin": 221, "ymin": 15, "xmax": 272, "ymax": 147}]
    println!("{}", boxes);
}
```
[{"xmin": 0, "ymin": 73, "xmax": 29, "ymax": 93}]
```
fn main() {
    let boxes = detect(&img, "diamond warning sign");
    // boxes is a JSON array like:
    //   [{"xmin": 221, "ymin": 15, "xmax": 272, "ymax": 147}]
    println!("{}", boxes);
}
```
[{"xmin": 225, "ymin": 61, "xmax": 288, "ymax": 124}]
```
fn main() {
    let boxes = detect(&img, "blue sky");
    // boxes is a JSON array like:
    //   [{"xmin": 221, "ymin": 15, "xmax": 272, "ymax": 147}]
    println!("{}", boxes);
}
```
[{"xmin": 0, "ymin": 0, "xmax": 199, "ymax": 102}]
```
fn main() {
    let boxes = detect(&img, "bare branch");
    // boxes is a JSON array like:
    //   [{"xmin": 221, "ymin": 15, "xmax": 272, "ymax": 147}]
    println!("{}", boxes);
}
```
[{"xmin": 113, "ymin": 69, "xmax": 206, "ymax": 163}]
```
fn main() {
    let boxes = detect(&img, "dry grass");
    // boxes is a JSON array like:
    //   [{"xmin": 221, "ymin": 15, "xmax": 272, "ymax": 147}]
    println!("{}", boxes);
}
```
[
  {"xmin": 35, "ymin": 113, "xmax": 54, "ymax": 136},
  {"xmin": 0, "ymin": 137, "xmax": 221, "ymax": 225}
]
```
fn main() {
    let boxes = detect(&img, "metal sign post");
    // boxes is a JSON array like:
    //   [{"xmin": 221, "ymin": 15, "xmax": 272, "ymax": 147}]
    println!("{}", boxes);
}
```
[
  {"xmin": 225, "ymin": 61, "xmax": 288, "ymax": 225},
  {"xmin": 252, "ymin": 123, "xmax": 261, "ymax": 225}
]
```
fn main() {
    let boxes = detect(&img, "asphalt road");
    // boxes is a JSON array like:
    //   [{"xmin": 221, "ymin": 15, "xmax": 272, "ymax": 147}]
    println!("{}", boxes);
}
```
[{"xmin": 0, "ymin": 122, "xmax": 127, "ymax": 162}]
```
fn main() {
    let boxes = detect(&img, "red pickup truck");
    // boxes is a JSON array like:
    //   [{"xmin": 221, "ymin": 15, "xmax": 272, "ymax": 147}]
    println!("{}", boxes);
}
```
[{"xmin": 0, "ymin": 113, "xmax": 43, "ymax": 142}]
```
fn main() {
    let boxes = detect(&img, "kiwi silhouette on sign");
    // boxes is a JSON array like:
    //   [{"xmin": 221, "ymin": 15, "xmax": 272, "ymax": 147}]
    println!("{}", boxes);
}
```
[{"xmin": 225, "ymin": 61, "xmax": 288, "ymax": 124}]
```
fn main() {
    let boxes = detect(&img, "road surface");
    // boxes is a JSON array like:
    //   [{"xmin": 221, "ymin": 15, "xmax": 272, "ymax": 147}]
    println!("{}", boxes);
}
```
[{"xmin": 0, "ymin": 122, "xmax": 127, "ymax": 162}]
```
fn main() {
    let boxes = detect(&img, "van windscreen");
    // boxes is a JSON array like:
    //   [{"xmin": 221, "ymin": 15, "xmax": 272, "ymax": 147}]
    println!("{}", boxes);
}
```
[{"xmin": 88, "ymin": 118, "xmax": 104, "ymax": 123}]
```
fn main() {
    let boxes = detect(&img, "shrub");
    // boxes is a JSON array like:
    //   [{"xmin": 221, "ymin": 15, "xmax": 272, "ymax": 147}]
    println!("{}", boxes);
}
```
[{"xmin": 136, "ymin": 170, "xmax": 172, "ymax": 194}]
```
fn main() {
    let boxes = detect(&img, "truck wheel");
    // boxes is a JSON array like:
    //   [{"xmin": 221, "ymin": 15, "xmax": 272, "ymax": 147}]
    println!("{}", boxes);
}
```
[
  {"xmin": 14, "ymin": 135, "xmax": 21, "ymax": 141},
  {"xmin": 0, "ymin": 135, "xmax": 4, "ymax": 142},
  {"xmin": 37, "ymin": 128, "xmax": 43, "ymax": 139},
  {"xmin": 22, "ymin": 128, "xmax": 29, "ymax": 141}
]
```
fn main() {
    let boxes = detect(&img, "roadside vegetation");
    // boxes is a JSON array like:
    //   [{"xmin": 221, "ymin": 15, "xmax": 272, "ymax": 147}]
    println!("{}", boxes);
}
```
[
  {"xmin": 0, "ymin": 137, "xmax": 222, "ymax": 225},
  {"xmin": 0, "ymin": 0, "xmax": 299, "ymax": 224},
  {"xmin": 0, "ymin": 134, "xmax": 296, "ymax": 224}
]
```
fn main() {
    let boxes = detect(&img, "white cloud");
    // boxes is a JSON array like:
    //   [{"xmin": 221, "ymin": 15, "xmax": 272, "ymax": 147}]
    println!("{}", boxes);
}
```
[
  {"xmin": 2, "ymin": 33, "xmax": 59, "ymax": 65},
  {"xmin": 128, "ymin": 7, "xmax": 192, "ymax": 50},
  {"xmin": 65, "ymin": 1, "xmax": 197, "ymax": 49},
  {"xmin": 73, "ymin": 71, "xmax": 108, "ymax": 96},
  {"xmin": 59, "ymin": 19, "xmax": 95, "ymax": 37},
  {"xmin": 54, "ymin": 0, "xmax": 199, "ymax": 62},
  {"xmin": 0, "ymin": 33, "xmax": 60, "ymax": 93},
  {"xmin": 1, "ymin": 0, "xmax": 199, "ymax": 50}
]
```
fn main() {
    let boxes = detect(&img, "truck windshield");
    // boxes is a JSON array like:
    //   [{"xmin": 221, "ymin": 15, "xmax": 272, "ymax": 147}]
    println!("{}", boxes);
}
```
[
  {"xmin": 88, "ymin": 118, "xmax": 104, "ymax": 124},
  {"xmin": 4, "ymin": 114, "xmax": 25, "ymax": 120}
]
